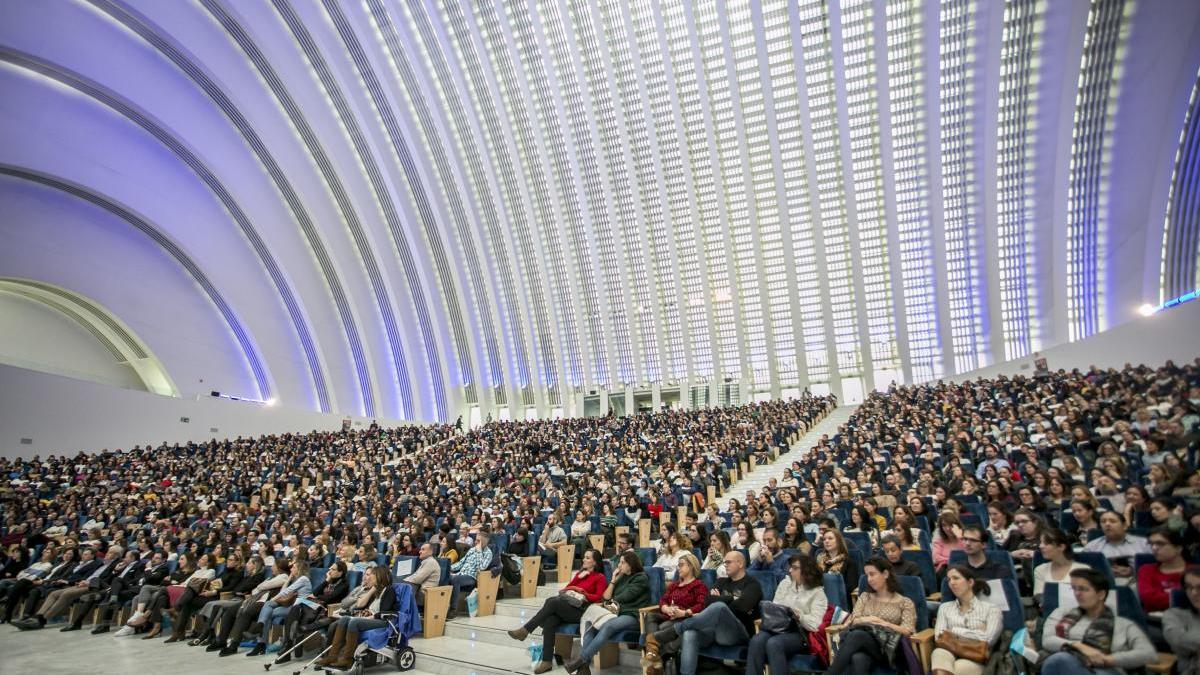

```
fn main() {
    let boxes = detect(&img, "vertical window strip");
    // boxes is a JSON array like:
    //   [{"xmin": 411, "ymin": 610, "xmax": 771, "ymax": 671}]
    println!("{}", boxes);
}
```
[
  {"xmin": 474, "ymin": 1, "xmax": 581, "ymax": 385},
  {"xmin": 766, "ymin": 0, "xmax": 825, "ymax": 384},
  {"xmin": 841, "ymin": 0, "xmax": 900, "ymax": 374},
  {"xmin": 1066, "ymin": 0, "xmax": 1130, "ymax": 341},
  {"xmin": 798, "ymin": 0, "xmax": 861, "ymax": 377},
  {"xmin": 691, "ymin": 1, "xmax": 742, "ymax": 378},
  {"xmin": 518, "ymin": 0, "xmax": 610, "ymax": 385},
  {"xmin": 1160, "ymin": 69, "xmax": 1200, "ymax": 301},
  {"xmin": 664, "ymin": 2, "xmax": 719, "ymax": 376},
  {"xmin": 587, "ymin": 0, "xmax": 664, "ymax": 384},
  {"xmin": 939, "ymin": 0, "xmax": 985, "ymax": 373},
  {"xmin": 441, "ymin": 0, "xmax": 558, "ymax": 390},
  {"xmin": 995, "ymin": 0, "xmax": 1044, "ymax": 361},
  {"xmin": 885, "ymin": 0, "xmax": 940, "ymax": 382},
  {"xmin": 705, "ymin": 0, "xmax": 767, "ymax": 385}
]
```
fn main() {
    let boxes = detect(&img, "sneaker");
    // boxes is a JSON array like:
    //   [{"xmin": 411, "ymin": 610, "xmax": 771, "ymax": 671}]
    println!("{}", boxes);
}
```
[{"xmin": 114, "ymin": 626, "xmax": 135, "ymax": 638}]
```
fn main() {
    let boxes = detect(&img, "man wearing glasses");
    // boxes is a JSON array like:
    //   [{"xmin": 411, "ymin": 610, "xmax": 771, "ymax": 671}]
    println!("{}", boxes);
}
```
[{"xmin": 960, "ymin": 525, "xmax": 1013, "ymax": 580}]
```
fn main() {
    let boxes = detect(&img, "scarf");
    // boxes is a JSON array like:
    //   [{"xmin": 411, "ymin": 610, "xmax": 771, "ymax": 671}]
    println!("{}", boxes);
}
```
[
  {"xmin": 819, "ymin": 551, "xmax": 845, "ymax": 573},
  {"xmin": 1055, "ymin": 605, "xmax": 1115, "ymax": 653}
]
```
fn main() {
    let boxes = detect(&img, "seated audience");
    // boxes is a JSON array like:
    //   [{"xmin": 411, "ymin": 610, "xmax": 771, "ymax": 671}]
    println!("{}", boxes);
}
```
[
  {"xmin": 641, "ymin": 552, "xmax": 708, "ymax": 675},
  {"xmin": 645, "ymin": 550, "xmax": 761, "ymax": 675},
  {"xmin": 1082, "ymin": 511, "xmax": 1150, "ymax": 584},
  {"xmin": 564, "ymin": 549, "xmax": 650, "ymax": 675}
]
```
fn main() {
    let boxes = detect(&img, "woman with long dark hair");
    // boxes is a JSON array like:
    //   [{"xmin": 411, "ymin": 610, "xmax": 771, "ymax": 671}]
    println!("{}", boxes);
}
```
[{"xmin": 825, "ymin": 557, "xmax": 916, "ymax": 675}]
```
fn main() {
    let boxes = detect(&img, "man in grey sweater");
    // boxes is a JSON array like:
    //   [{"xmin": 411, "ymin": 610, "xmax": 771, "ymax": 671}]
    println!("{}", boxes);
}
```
[{"xmin": 400, "ymin": 543, "xmax": 441, "ymax": 606}]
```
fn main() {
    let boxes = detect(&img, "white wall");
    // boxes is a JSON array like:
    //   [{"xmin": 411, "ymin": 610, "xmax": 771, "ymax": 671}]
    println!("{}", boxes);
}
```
[
  {"xmin": 0, "ymin": 291, "xmax": 143, "ymax": 390},
  {"xmin": 0, "ymin": 363, "xmax": 396, "ymax": 460},
  {"xmin": 948, "ymin": 299, "xmax": 1200, "ymax": 383}
]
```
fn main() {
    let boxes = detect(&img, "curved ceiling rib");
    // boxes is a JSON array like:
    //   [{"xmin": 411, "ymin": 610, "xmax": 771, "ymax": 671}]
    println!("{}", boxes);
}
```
[
  {"xmin": 393, "ymin": 0, "xmax": 534, "ymax": 405},
  {"xmin": 0, "ymin": 165, "xmax": 270, "ymax": 399},
  {"xmin": 3, "ymin": 0, "xmax": 1197, "ymax": 417},
  {"xmin": 88, "ymin": 0, "xmax": 379, "ymax": 416},
  {"xmin": 0, "ymin": 46, "xmax": 333, "ymax": 412},
  {"xmin": 353, "ymin": 0, "xmax": 506, "ymax": 404},
  {"xmin": 198, "ymin": 0, "xmax": 412, "ymax": 419}
]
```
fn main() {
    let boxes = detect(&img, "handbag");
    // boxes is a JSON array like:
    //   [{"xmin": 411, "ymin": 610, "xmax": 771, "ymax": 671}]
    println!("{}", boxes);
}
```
[
  {"xmin": 936, "ymin": 630, "xmax": 990, "ymax": 663},
  {"xmin": 759, "ymin": 601, "xmax": 797, "ymax": 634},
  {"xmin": 581, "ymin": 602, "xmax": 618, "ymax": 633},
  {"xmin": 561, "ymin": 590, "xmax": 587, "ymax": 607}
]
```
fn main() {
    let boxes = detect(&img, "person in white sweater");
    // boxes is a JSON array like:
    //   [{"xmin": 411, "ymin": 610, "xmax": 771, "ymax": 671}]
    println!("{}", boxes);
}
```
[
  {"xmin": 1040, "ymin": 568, "xmax": 1156, "ymax": 675},
  {"xmin": 743, "ymin": 554, "xmax": 828, "ymax": 675}
]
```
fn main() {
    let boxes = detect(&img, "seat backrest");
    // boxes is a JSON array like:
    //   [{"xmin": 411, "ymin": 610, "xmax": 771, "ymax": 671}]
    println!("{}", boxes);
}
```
[
  {"xmin": 699, "ymin": 568, "xmax": 718, "ymax": 590},
  {"xmin": 823, "ymin": 573, "xmax": 848, "ymax": 610},
  {"xmin": 747, "ymin": 569, "xmax": 778, "ymax": 602},
  {"xmin": 636, "ymin": 547, "xmax": 657, "ymax": 568},
  {"xmin": 645, "ymin": 567, "xmax": 666, "ymax": 604},
  {"xmin": 309, "ymin": 566, "xmax": 328, "ymax": 590},
  {"xmin": 347, "ymin": 570, "xmax": 363, "ymax": 592},
  {"xmin": 437, "ymin": 558, "xmax": 451, "ymax": 585},
  {"xmin": 843, "ymin": 532, "xmax": 873, "ymax": 555},
  {"xmin": 1071, "ymin": 551, "xmax": 1115, "ymax": 582},
  {"xmin": 1133, "ymin": 553, "xmax": 1155, "ymax": 578},
  {"xmin": 900, "ymin": 549, "xmax": 936, "ymax": 594},
  {"xmin": 898, "ymin": 575, "xmax": 930, "ymax": 630}
]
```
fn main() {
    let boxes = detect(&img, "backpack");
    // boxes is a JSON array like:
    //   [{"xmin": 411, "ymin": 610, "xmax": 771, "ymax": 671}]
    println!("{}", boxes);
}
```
[{"xmin": 500, "ymin": 553, "xmax": 522, "ymax": 586}]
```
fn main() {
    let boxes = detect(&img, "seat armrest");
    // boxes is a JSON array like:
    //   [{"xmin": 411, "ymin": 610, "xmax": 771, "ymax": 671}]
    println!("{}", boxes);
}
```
[
  {"xmin": 911, "ymin": 627, "xmax": 936, "ymax": 671},
  {"xmin": 1148, "ymin": 653, "xmax": 1176, "ymax": 674},
  {"xmin": 637, "ymin": 605, "xmax": 661, "ymax": 633},
  {"xmin": 926, "ymin": 592, "xmax": 941, "ymax": 602}
]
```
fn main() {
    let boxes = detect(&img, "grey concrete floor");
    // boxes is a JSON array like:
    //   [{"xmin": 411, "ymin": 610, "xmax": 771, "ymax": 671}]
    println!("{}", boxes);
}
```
[{"xmin": 0, "ymin": 622, "xmax": 438, "ymax": 674}]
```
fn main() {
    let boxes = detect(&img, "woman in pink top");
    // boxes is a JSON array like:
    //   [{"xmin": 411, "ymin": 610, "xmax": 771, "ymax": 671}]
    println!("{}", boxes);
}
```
[{"xmin": 932, "ymin": 511, "xmax": 964, "ymax": 572}]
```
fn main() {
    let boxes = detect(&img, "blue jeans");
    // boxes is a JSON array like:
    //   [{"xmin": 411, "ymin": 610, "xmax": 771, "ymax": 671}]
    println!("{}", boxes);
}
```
[
  {"xmin": 256, "ymin": 601, "xmax": 289, "ymax": 643},
  {"xmin": 744, "ymin": 629, "xmax": 807, "ymax": 675},
  {"xmin": 671, "ymin": 603, "xmax": 749, "ymax": 675},
  {"xmin": 448, "ymin": 574, "xmax": 476, "ymax": 612},
  {"xmin": 579, "ymin": 614, "xmax": 638, "ymax": 661},
  {"xmin": 1040, "ymin": 651, "xmax": 1121, "ymax": 675}
]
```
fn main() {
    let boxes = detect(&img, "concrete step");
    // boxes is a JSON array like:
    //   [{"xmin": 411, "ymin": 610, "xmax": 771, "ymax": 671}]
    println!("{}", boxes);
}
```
[
  {"xmin": 446, "ymin": 603, "xmax": 646, "ymax": 669},
  {"xmin": 408, "ymin": 634, "xmax": 643, "ymax": 675}
]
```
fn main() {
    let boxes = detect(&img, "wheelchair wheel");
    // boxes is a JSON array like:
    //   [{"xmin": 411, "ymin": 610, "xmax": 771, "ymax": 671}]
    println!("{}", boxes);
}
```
[{"xmin": 395, "ymin": 646, "xmax": 415, "ymax": 671}]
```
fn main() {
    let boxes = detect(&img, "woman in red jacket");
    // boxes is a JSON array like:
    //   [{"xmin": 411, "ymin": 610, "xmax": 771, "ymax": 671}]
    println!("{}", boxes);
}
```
[
  {"xmin": 508, "ymin": 549, "xmax": 608, "ymax": 674},
  {"xmin": 641, "ymin": 552, "xmax": 709, "ymax": 675},
  {"xmin": 1138, "ymin": 526, "xmax": 1191, "ymax": 613}
]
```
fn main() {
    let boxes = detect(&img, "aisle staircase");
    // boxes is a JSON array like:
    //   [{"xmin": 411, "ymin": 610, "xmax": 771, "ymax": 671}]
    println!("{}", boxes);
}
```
[
  {"xmin": 721, "ymin": 404, "xmax": 858, "ymax": 510},
  {"xmin": 404, "ymin": 404, "xmax": 857, "ymax": 675}
]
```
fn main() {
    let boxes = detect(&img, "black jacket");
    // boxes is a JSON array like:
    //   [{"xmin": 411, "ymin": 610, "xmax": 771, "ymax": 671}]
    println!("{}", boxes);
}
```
[
  {"xmin": 62, "ymin": 559, "xmax": 103, "ymax": 585},
  {"xmin": 313, "ymin": 577, "xmax": 350, "ymax": 605},
  {"xmin": 137, "ymin": 562, "xmax": 171, "ymax": 589},
  {"xmin": 230, "ymin": 569, "xmax": 267, "ymax": 597},
  {"xmin": 368, "ymin": 586, "xmax": 398, "ymax": 619}
]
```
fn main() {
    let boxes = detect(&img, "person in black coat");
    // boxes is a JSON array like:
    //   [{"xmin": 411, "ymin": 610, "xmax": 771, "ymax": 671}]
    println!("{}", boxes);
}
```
[
  {"xmin": 316, "ymin": 566, "xmax": 397, "ymax": 670},
  {"xmin": 80, "ymin": 549, "xmax": 147, "ymax": 633},
  {"xmin": 14, "ymin": 548, "xmax": 100, "ymax": 623},
  {"xmin": 166, "ymin": 554, "xmax": 244, "ymax": 642},
  {"xmin": 192, "ymin": 556, "xmax": 267, "ymax": 647}
]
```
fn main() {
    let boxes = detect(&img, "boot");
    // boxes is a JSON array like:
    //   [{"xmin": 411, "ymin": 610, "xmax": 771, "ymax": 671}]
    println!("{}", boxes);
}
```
[
  {"xmin": 315, "ymin": 625, "xmax": 346, "ymax": 667},
  {"xmin": 330, "ymin": 629, "xmax": 358, "ymax": 669}
]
